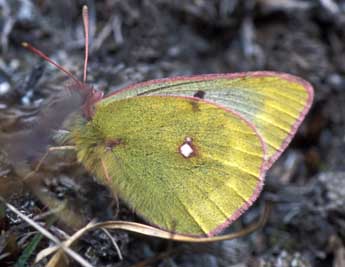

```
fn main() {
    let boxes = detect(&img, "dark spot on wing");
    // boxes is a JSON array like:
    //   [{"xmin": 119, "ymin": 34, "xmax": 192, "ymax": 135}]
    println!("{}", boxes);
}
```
[
  {"xmin": 193, "ymin": 90, "xmax": 206, "ymax": 99},
  {"xmin": 105, "ymin": 138, "xmax": 123, "ymax": 151}
]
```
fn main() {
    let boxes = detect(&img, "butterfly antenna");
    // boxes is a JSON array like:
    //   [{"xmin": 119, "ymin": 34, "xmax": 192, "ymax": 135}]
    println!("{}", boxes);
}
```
[
  {"xmin": 22, "ymin": 42, "xmax": 82, "ymax": 85},
  {"xmin": 82, "ymin": 5, "xmax": 89, "ymax": 83}
]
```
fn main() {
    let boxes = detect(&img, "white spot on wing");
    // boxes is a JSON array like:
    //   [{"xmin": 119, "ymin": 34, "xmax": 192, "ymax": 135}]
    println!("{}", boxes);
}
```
[
  {"xmin": 179, "ymin": 137, "xmax": 194, "ymax": 158},
  {"xmin": 180, "ymin": 143, "xmax": 193, "ymax": 157}
]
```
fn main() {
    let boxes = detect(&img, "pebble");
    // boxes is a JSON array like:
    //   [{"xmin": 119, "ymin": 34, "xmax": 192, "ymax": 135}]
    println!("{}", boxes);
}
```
[{"xmin": 0, "ymin": 81, "xmax": 10, "ymax": 95}]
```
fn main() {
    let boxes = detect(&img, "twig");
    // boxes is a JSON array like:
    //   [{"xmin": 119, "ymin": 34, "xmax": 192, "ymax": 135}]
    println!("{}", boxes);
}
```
[
  {"xmin": 320, "ymin": 0, "xmax": 339, "ymax": 14},
  {"xmin": 0, "ymin": 197, "xmax": 94, "ymax": 267},
  {"xmin": 101, "ymin": 228, "xmax": 123, "ymax": 260}
]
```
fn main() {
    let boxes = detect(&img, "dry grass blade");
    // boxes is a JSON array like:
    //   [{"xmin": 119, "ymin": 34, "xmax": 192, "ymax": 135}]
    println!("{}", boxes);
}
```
[
  {"xmin": 0, "ymin": 197, "xmax": 94, "ymax": 267},
  {"xmin": 101, "ymin": 228, "xmax": 123, "ymax": 260},
  {"xmin": 37, "ymin": 202, "xmax": 271, "ymax": 264},
  {"xmin": 35, "ymin": 246, "xmax": 61, "ymax": 263}
]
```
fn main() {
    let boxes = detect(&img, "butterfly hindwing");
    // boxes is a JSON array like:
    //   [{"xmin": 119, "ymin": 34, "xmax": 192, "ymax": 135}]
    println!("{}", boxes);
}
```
[
  {"xmin": 104, "ymin": 72, "xmax": 313, "ymax": 168},
  {"xmin": 71, "ymin": 96, "xmax": 266, "ymax": 236}
]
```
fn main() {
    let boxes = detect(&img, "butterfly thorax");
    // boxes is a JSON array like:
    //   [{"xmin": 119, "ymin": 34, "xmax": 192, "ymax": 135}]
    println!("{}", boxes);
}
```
[{"xmin": 67, "ymin": 116, "xmax": 101, "ymax": 171}]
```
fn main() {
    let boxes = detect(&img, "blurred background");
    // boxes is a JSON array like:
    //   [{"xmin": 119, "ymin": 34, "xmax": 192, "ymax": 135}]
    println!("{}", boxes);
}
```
[{"xmin": 0, "ymin": 0, "xmax": 345, "ymax": 266}]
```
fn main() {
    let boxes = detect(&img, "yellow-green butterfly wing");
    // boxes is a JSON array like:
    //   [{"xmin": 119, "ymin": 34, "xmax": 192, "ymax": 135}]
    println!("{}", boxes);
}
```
[
  {"xmin": 104, "ymin": 71, "xmax": 314, "ymax": 168},
  {"xmin": 71, "ymin": 96, "xmax": 266, "ymax": 236}
]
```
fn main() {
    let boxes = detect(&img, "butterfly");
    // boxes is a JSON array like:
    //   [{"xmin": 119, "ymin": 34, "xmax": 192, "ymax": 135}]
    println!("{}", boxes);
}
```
[{"xmin": 22, "ymin": 6, "xmax": 313, "ymax": 237}]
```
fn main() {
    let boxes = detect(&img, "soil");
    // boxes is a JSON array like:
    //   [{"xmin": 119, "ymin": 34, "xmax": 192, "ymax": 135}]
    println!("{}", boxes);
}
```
[{"xmin": 0, "ymin": 1, "xmax": 345, "ymax": 266}]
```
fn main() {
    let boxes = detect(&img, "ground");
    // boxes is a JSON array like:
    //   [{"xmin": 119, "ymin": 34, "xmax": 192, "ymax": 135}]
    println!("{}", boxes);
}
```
[{"xmin": 0, "ymin": 0, "xmax": 345, "ymax": 266}]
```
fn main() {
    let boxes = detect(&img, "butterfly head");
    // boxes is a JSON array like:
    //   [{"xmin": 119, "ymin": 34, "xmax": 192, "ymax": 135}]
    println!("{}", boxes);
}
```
[
  {"xmin": 62, "ymin": 78, "xmax": 103, "ymax": 120},
  {"xmin": 79, "ymin": 84, "xmax": 104, "ymax": 119}
]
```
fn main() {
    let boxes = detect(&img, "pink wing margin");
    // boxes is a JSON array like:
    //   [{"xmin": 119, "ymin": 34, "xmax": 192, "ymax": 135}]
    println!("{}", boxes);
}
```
[{"xmin": 258, "ymin": 73, "xmax": 314, "ymax": 169}]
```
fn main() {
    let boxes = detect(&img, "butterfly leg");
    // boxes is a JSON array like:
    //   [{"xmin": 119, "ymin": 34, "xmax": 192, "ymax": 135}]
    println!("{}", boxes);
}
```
[
  {"xmin": 100, "ymin": 158, "xmax": 120, "ymax": 218},
  {"xmin": 23, "ymin": 146, "xmax": 76, "ymax": 181}
]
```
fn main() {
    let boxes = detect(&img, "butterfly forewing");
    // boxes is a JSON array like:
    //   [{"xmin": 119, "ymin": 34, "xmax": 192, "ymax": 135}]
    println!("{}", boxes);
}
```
[{"xmin": 72, "ymin": 96, "xmax": 265, "ymax": 236}]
